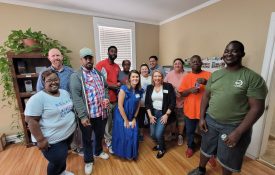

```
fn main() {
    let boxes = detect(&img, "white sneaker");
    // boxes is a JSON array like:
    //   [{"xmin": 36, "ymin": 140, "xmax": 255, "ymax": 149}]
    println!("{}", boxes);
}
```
[
  {"xmin": 60, "ymin": 170, "xmax": 74, "ymax": 175},
  {"xmin": 95, "ymin": 152, "xmax": 109, "ymax": 160},
  {"xmin": 108, "ymin": 146, "xmax": 114, "ymax": 154},
  {"xmin": 85, "ymin": 163, "xmax": 93, "ymax": 175},
  {"xmin": 177, "ymin": 135, "xmax": 184, "ymax": 146}
]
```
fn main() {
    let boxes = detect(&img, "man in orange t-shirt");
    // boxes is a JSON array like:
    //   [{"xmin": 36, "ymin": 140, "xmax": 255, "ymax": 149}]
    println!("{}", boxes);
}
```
[{"xmin": 178, "ymin": 55, "xmax": 211, "ymax": 158}]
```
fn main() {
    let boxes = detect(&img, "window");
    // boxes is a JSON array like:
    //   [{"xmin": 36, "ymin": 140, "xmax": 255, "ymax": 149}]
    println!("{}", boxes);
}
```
[{"xmin": 93, "ymin": 17, "xmax": 136, "ymax": 69}]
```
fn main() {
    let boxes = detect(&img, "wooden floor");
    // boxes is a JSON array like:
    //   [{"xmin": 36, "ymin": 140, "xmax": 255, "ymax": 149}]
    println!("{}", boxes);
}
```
[
  {"xmin": 1, "ymin": 135, "xmax": 275, "ymax": 175},
  {"xmin": 261, "ymin": 136, "xmax": 275, "ymax": 166}
]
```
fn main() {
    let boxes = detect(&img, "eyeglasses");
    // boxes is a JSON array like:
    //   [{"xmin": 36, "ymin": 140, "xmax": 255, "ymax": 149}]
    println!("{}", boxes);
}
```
[{"xmin": 45, "ymin": 78, "xmax": 59, "ymax": 83}]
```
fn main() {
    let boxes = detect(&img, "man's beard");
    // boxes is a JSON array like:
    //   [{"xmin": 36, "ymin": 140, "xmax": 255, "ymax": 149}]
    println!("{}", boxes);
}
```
[
  {"xmin": 109, "ymin": 55, "xmax": 117, "ymax": 61},
  {"xmin": 85, "ymin": 63, "xmax": 93, "ymax": 70}
]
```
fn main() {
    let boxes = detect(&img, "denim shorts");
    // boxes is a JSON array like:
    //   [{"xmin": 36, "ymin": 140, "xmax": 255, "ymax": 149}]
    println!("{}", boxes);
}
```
[{"xmin": 200, "ymin": 114, "xmax": 252, "ymax": 172}]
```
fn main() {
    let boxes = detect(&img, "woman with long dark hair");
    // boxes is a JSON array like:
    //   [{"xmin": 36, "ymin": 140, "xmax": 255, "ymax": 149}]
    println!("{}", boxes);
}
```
[{"xmin": 112, "ymin": 70, "xmax": 143, "ymax": 160}]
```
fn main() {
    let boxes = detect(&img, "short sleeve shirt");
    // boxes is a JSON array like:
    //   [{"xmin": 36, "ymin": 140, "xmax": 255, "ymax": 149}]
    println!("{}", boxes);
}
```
[
  {"xmin": 206, "ymin": 67, "xmax": 268, "ymax": 124},
  {"xmin": 24, "ymin": 89, "xmax": 76, "ymax": 144},
  {"xmin": 164, "ymin": 70, "xmax": 187, "ymax": 108},
  {"xmin": 178, "ymin": 71, "xmax": 211, "ymax": 119},
  {"xmin": 95, "ymin": 59, "xmax": 121, "ymax": 103}
]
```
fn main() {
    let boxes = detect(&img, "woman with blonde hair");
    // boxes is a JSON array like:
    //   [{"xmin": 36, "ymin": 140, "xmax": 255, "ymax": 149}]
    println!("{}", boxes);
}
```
[{"xmin": 145, "ymin": 69, "xmax": 176, "ymax": 158}]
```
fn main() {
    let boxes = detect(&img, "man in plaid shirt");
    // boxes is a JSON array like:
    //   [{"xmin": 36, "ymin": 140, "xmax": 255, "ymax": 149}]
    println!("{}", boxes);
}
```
[{"xmin": 70, "ymin": 48, "xmax": 110, "ymax": 175}]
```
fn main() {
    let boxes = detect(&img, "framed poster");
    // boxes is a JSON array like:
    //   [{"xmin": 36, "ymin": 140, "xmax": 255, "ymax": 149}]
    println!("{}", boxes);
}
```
[
  {"xmin": 183, "ymin": 57, "xmax": 225, "ymax": 73},
  {"xmin": 163, "ymin": 65, "xmax": 173, "ymax": 76}
]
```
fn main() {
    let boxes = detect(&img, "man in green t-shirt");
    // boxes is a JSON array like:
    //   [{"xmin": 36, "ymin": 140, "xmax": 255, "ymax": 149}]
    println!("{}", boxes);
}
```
[{"xmin": 188, "ymin": 41, "xmax": 268, "ymax": 175}]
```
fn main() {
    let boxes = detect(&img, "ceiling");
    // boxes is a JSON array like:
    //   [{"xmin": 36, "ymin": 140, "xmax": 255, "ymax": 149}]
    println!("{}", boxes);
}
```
[{"xmin": 1, "ymin": 0, "xmax": 220, "ymax": 25}]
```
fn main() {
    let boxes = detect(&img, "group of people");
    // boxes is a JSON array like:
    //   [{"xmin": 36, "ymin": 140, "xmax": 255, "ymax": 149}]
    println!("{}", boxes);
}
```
[{"xmin": 24, "ymin": 40, "xmax": 268, "ymax": 175}]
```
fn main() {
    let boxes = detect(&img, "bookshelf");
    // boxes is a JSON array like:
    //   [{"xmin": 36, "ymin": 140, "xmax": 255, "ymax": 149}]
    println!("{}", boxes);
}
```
[{"xmin": 7, "ymin": 52, "xmax": 51, "ymax": 147}]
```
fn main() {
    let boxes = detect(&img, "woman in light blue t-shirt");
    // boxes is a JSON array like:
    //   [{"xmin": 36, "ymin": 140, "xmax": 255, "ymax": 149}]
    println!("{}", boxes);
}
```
[{"xmin": 25, "ymin": 69, "xmax": 76, "ymax": 175}]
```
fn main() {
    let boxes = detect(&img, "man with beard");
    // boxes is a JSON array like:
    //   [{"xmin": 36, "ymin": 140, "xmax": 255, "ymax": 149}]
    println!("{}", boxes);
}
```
[
  {"xmin": 70, "ymin": 48, "xmax": 110, "ymax": 175},
  {"xmin": 188, "ymin": 41, "xmax": 268, "ymax": 175},
  {"xmin": 36, "ymin": 48, "xmax": 74, "ymax": 92},
  {"xmin": 95, "ymin": 46, "xmax": 121, "ymax": 154}
]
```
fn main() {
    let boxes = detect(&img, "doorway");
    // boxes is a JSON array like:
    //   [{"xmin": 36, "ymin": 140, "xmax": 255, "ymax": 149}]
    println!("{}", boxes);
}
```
[
  {"xmin": 259, "ymin": 12, "xmax": 275, "ymax": 167},
  {"xmin": 260, "ymin": 63, "xmax": 275, "ymax": 166}
]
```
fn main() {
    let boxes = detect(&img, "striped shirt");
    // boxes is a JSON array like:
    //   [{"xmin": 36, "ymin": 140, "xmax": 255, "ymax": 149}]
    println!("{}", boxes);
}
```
[{"xmin": 83, "ymin": 68, "xmax": 105, "ymax": 118}]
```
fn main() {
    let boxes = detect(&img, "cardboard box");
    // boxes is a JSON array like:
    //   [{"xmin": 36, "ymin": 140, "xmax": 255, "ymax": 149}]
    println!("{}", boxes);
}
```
[{"xmin": 0, "ymin": 133, "xmax": 7, "ymax": 151}]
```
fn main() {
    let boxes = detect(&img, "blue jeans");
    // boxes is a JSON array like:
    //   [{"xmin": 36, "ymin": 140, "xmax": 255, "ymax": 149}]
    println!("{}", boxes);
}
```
[
  {"xmin": 184, "ymin": 116, "xmax": 199, "ymax": 149},
  {"xmin": 42, "ymin": 134, "xmax": 73, "ymax": 175},
  {"xmin": 150, "ymin": 109, "xmax": 166, "ymax": 151},
  {"xmin": 80, "ymin": 117, "xmax": 107, "ymax": 163}
]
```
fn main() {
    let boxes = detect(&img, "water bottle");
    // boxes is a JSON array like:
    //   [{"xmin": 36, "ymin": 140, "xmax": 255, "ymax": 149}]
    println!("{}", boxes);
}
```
[
  {"xmin": 195, "ymin": 82, "xmax": 200, "ymax": 89},
  {"xmin": 221, "ymin": 134, "xmax": 228, "ymax": 141}
]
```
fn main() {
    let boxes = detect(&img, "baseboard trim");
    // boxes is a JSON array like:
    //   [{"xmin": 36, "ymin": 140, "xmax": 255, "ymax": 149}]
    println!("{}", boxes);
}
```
[
  {"xmin": 246, "ymin": 153, "xmax": 256, "ymax": 160},
  {"xmin": 258, "ymin": 158, "xmax": 275, "ymax": 169}
]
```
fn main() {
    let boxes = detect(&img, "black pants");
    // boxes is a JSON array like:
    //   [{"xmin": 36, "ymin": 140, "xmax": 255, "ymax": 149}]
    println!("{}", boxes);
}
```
[
  {"xmin": 79, "ymin": 117, "xmax": 107, "ymax": 163},
  {"xmin": 42, "ymin": 134, "xmax": 73, "ymax": 175}
]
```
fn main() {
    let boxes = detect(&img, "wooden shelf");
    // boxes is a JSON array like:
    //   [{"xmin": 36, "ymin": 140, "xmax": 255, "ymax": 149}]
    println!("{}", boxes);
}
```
[
  {"xmin": 7, "ymin": 52, "xmax": 47, "ymax": 59},
  {"xmin": 19, "ymin": 91, "xmax": 37, "ymax": 98},
  {"xmin": 8, "ymin": 52, "xmax": 51, "ymax": 147},
  {"xmin": 16, "ymin": 73, "xmax": 39, "ymax": 78}
]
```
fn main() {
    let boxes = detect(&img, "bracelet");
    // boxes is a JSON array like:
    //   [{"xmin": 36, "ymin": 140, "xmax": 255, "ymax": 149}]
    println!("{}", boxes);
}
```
[{"xmin": 165, "ymin": 113, "xmax": 170, "ymax": 116}]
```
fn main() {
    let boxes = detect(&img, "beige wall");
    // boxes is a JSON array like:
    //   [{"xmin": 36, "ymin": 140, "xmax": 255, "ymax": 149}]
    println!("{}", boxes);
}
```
[
  {"xmin": 136, "ymin": 23, "xmax": 159, "ymax": 67},
  {"xmin": 0, "ymin": 3, "xmax": 159, "ymax": 135},
  {"xmin": 159, "ymin": 0, "xmax": 275, "ymax": 73}
]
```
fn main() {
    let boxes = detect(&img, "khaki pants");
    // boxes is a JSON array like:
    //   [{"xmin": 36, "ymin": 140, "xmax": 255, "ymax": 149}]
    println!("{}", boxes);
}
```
[{"xmin": 104, "ymin": 102, "xmax": 117, "ymax": 143}]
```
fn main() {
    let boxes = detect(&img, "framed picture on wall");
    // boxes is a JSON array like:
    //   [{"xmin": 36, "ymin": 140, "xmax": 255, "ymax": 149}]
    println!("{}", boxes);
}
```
[{"xmin": 163, "ymin": 65, "xmax": 173, "ymax": 77}]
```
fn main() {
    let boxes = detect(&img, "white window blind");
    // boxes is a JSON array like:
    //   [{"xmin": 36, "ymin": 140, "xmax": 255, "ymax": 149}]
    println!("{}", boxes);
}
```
[{"xmin": 93, "ymin": 17, "xmax": 136, "ymax": 69}]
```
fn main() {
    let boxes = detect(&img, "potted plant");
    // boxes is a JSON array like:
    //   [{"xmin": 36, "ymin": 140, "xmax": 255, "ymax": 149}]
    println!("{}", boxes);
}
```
[
  {"xmin": 3, "ymin": 28, "xmax": 72, "ymax": 62},
  {"xmin": 0, "ymin": 28, "xmax": 72, "ymax": 139}
]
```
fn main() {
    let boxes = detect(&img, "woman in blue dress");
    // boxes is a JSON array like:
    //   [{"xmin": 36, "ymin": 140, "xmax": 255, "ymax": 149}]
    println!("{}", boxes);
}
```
[{"xmin": 112, "ymin": 70, "xmax": 143, "ymax": 159}]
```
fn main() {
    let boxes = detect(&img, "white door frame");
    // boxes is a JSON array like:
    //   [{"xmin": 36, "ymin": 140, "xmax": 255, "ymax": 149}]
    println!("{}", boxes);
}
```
[{"xmin": 246, "ymin": 12, "xmax": 275, "ymax": 159}]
